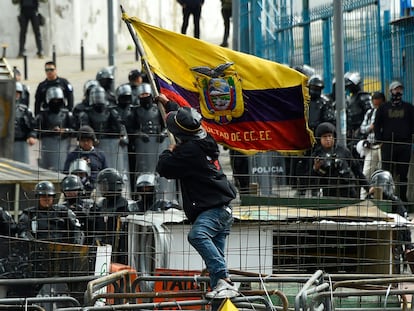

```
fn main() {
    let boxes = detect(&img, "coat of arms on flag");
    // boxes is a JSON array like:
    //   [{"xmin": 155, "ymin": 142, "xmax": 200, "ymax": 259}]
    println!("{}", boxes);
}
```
[{"xmin": 191, "ymin": 62, "xmax": 243, "ymax": 124}]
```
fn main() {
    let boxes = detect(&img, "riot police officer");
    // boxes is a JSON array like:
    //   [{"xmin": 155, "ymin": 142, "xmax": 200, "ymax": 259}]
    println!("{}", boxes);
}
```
[
  {"xmin": 115, "ymin": 83, "xmax": 136, "ymax": 192},
  {"xmin": 18, "ymin": 181, "xmax": 84, "ymax": 245},
  {"xmin": 293, "ymin": 75, "xmax": 335, "ymax": 196},
  {"xmin": 14, "ymin": 82, "xmax": 37, "ymax": 164},
  {"xmin": 92, "ymin": 168, "xmax": 138, "ymax": 263},
  {"xmin": 96, "ymin": 66, "xmax": 116, "ymax": 105},
  {"xmin": 308, "ymin": 75, "xmax": 336, "ymax": 132},
  {"xmin": 72, "ymin": 79, "xmax": 100, "ymax": 129},
  {"xmin": 78, "ymin": 86, "xmax": 129, "ymax": 197},
  {"xmin": 368, "ymin": 170, "xmax": 413, "ymax": 268},
  {"xmin": 131, "ymin": 83, "xmax": 168, "ymax": 180},
  {"xmin": 344, "ymin": 72, "xmax": 372, "ymax": 140},
  {"xmin": 61, "ymin": 175, "xmax": 94, "ymax": 243},
  {"xmin": 35, "ymin": 86, "xmax": 75, "ymax": 172}
]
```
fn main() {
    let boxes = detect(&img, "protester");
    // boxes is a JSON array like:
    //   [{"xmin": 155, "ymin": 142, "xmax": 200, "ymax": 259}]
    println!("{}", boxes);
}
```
[
  {"xmin": 156, "ymin": 93, "xmax": 239, "ymax": 299},
  {"xmin": 177, "ymin": 0, "xmax": 204, "ymax": 39}
]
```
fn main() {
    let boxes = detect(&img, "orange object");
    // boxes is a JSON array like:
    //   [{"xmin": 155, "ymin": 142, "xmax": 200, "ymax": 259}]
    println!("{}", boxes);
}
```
[
  {"xmin": 153, "ymin": 268, "xmax": 205, "ymax": 310},
  {"xmin": 107, "ymin": 262, "xmax": 138, "ymax": 304}
]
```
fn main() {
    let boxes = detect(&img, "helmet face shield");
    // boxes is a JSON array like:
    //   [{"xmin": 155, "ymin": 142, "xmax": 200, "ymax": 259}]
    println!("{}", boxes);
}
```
[
  {"xmin": 96, "ymin": 168, "xmax": 124, "ymax": 196},
  {"xmin": 370, "ymin": 170, "xmax": 395, "ymax": 198}
]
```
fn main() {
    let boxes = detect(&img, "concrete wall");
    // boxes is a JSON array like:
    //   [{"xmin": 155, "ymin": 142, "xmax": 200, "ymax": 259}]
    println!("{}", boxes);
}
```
[{"xmin": 3, "ymin": 0, "xmax": 226, "ymax": 57}]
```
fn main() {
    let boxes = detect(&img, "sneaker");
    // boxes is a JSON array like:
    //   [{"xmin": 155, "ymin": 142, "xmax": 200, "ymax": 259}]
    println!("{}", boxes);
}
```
[
  {"xmin": 220, "ymin": 42, "xmax": 229, "ymax": 47},
  {"xmin": 37, "ymin": 52, "xmax": 44, "ymax": 59},
  {"xmin": 206, "ymin": 279, "xmax": 239, "ymax": 299}
]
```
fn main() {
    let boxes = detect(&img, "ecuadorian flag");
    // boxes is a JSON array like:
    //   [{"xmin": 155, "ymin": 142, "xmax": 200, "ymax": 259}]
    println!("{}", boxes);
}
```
[{"xmin": 123, "ymin": 14, "xmax": 313, "ymax": 154}]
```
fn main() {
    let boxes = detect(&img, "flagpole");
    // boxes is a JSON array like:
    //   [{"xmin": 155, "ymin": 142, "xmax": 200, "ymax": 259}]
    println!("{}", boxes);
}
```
[{"xmin": 120, "ymin": 6, "xmax": 170, "ymax": 130}]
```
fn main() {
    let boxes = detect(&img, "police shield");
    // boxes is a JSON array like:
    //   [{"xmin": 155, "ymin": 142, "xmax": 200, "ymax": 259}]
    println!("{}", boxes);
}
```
[
  {"xmin": 39, "ymin": 136, "xmax": 70, "ymax": 172},
  {"xmin": 98, "ymin": 137, "xmax": 131, "ymax": 198}
]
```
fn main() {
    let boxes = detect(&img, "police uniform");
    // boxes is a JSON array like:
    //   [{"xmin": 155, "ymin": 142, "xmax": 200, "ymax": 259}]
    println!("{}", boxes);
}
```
[{"xmin": 34, "ymin": 77, "xmax": 74, "ymax": 115}]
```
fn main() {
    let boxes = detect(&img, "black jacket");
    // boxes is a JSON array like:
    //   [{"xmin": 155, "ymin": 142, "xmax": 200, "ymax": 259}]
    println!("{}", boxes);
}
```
[{"xmin": 157, "ymin": 127, "xmax": 236, "ymax": 223}]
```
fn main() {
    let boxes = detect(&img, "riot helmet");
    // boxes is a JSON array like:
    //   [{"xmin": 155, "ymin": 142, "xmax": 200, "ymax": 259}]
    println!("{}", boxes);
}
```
[
  {"xmin": 69, "ymin": 158, "xmax": 91, "ymax": 177},
  {"xmin": 344, "ymin": 72, "xmax": 362, "ymax": 94},
  {"xmin": 34, "ymin": 181, "xmax": 56, "ymax": 197},
  {"xmin": 46, "ymin": 86, "xmax": 65, "ymax": 113},
  {"xmin": 83, "ymin": 80, "xmax": 100, "ymax": 99},
  {"xmin": 308, "ymin": 75, "xmax": 324, "ymax": 100},
  {"xmin": 370, "ymin": 170, "xmax": 395, "ymax": 199},
  {"xmin": 97, "ymin": 168, "xmax": 124, "ymax": 196},
  {"xmin": 137, "ymin": 83, "xmax": 153, "ymax": 108},
  {"xmin": 96, "ymin": 66, "xmax": 115, "ymax": 92},
  {"xmin": 116, "ymin": 83, "xmax": 133, "ymax": 108},
  {"xmin": 61, "ymin": 174, "xmax": 84, "ymax": 192},
  {"xmin": 89, "ymin": 86, "xmax": 108, "ymax": 113},
  {"xmin": 15, "ymin": 82, "xmax": 23, "ymax": 94},
  {"xmin": 292, "ymin": 64, "xmax": 315, "ymax": 77},
  {"xmin": 136, "ymin": 173, "xmax": 156, "ymax": 193}
]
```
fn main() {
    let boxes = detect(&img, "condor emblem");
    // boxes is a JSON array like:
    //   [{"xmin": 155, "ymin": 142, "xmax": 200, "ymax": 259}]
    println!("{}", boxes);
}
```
[{"xmin": 191, "ymin": 62, "xmax": 243, "ymax": 124}]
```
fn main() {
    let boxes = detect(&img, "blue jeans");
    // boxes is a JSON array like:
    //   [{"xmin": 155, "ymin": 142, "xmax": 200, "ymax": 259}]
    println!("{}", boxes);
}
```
[{"xmin": 188, "ymin": 206, "xmax": 233, "ymax": 288}]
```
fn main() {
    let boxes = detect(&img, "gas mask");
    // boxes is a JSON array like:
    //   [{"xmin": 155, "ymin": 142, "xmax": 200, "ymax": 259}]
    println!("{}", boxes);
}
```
[
  {"xmin": 93, "ymin": 103, "xmax": 105, "ymax": 113},
  {"xmin": 391, "ymin": 91, "xmax": 403, "ymax": 105},
  {"xmin": 140, "ymin": 95, "xmax": 152, "ymax": 109}
]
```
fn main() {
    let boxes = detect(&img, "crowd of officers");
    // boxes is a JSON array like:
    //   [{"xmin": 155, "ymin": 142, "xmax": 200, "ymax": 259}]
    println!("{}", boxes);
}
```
[
  {"xmin": 10, "ymin": 62, "xmax": 175, "ymax": 264},
  {"xmin": 288, "ymin": 66, "xmax": 414, "ymax": 205}
]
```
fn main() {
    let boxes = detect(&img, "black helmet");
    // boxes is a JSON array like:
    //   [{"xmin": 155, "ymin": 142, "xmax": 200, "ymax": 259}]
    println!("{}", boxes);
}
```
[
  {"xmin": 344, "ymin": 71, "xmax": 362, "ymax": 93},
  {"xmin": 61, "ymin": 175, "xmax": 84, "ymax": 192},
  {"xmin": 77, "ymin": 125, "xmax": 97, "ymax": 142},
  {"xmin": 166, "ymin": 107, "xmax": 207, "ymax": 141},
  {"xmin": 370, "ymin": 170, "xmax": 395, "ymax": 199},
  {"xmin": 315, "ymin": 122, "xmax": 336, "ymax": 138},
  {"xmin": 34, "ymin": 181, "xmax": 56, "ymax": 197},
  {"xmin": 97, "ymin": 168, "xmax": 124, "ymax": 195},
  {"xmin": 96, "ymin": 67, "xmax": 114, "ymax": 81},
  {"xmin": 308, "ymin": 75, "xmax": 324, "ymax": 99},
  {"xmin": 83, "ymin": 79, "xmax": 100, "ymax": 97},
  {"xmin": 128, "ymin": 69, "xmax": 142, "ymax": 82},
  {"xmin": 89, "ymin": 86, "xmax": 108, "ymax": 113},
  {"xmin": 116, "ymin": 84, "xmax": 133, "ymax": 108},
  {"xmin": 308, "ymin": 75, "xmax": 324, "ymax": 89},
  {"xmin": 96, "ymin": 67, "xmax": 115, "ymax": 92}
]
